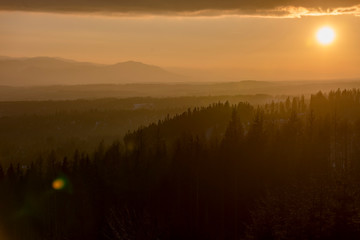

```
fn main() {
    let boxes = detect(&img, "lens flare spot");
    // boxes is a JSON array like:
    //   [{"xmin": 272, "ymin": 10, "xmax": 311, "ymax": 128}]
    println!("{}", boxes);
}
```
[{"xmin": 52, "ymin": 178, "xmax": 65, "ymax": 190}]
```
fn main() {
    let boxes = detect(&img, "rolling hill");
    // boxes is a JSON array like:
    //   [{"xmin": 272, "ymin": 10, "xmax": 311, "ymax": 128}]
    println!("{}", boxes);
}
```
[{"xmin": 0, "ymin": 57, "xmax": 185, "ymax": 85}]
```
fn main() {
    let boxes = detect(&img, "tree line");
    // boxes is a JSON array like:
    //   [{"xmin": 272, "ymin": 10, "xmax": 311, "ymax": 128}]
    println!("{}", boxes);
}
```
[{"xmin": 1, "ymin": 89, "xmax": 360, "ymax": 239}]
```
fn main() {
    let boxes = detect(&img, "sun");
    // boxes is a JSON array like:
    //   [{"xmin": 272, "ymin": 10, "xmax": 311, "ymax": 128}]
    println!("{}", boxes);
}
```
[{"xmin": 316, "ymin": 26, "xmax": 336, "ymax": 45}]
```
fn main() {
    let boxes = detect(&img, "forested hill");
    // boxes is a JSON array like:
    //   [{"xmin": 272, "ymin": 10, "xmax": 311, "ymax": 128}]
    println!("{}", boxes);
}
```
[
  {"xmin": 2, "ymin": 89, "xmax": 360, "ymax": 239},
  {"xmin": 0, "ymin": 94, "xmax": 272, "ymax": 165},
  {"xmin": 123, "ymin": 101, "xmax": 254, "ymax": 154},
  {"xmin": 124, "ymin": 88, "xmax": 360, "ymax": 157}
]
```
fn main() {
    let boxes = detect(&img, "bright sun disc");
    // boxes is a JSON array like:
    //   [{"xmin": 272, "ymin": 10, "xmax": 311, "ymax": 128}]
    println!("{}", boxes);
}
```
[{"xmin": 316, "ymin": 27, "xmax": 335, "ymax": 45}]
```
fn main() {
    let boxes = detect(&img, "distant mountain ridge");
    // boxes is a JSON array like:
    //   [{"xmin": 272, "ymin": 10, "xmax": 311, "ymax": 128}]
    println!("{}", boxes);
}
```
[{"xmin": 0, "ymin": 57, "xmax": 185, "ymax": 86}]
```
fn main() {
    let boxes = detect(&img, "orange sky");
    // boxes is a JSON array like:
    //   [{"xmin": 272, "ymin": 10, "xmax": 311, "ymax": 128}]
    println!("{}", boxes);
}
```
[{"xmin": 0, "ymin": 11, "xmax": 360, "ymax": 80}]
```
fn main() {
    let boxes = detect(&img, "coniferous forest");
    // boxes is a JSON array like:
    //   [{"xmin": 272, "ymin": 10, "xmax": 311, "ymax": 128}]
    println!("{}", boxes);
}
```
[{"xmin": 2, "ymin": 89, "xmax": 360, "ymax": 239}]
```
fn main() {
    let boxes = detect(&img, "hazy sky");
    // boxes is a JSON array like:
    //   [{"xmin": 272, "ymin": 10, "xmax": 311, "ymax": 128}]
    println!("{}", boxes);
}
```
[{"xmin": 1, "ymin": 1, "xmax": 360, "ymax": 80}]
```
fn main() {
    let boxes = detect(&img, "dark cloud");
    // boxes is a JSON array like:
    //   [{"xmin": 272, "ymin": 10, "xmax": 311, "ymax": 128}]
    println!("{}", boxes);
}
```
[{"xmin": 0, "ymin": 0, "xmax": 359, "ymax": 16}]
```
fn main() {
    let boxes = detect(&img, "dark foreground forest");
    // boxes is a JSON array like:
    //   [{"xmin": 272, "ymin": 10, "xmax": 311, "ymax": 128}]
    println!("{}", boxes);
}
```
[{"xmin": 2, "ymin": 89, "xmax": 360, "ymax": 239}]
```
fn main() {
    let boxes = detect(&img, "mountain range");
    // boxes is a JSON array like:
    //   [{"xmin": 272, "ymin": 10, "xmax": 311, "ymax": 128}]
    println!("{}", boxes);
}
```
[{"xmin": 0, "ymin": 57, "xmax": 185, "ymax": 86}]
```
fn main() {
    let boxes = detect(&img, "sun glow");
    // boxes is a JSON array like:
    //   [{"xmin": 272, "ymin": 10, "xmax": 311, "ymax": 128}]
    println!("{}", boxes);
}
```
[{"xmin": 316, "ymin": 26, "xmax": 336, "ymax": 45}]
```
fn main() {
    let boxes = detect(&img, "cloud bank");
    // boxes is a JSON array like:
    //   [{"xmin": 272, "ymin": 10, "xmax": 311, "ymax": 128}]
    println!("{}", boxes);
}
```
[{"xmin": 0, "ymin": 0, "xmax": 359, "ymax": 17}]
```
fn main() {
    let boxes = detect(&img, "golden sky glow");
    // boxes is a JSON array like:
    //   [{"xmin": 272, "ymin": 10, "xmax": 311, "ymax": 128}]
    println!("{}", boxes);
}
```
[{"xmin": 0, "ymin": 11, "xmax": 360, "ymax": 81}]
